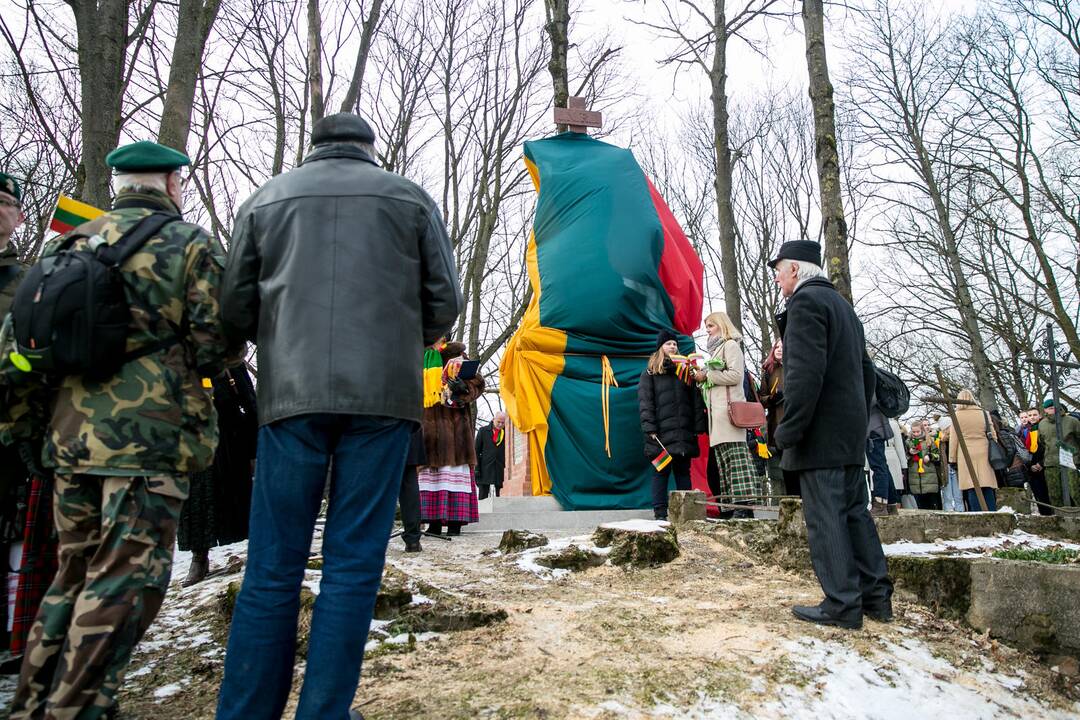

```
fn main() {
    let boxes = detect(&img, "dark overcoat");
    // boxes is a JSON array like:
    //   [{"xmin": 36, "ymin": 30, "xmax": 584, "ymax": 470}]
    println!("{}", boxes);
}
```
[
  {"xmin": 474, "ymin": 423, "xmax": 506, "ymax": 488},
  {"xmin": 773, "ymin": 277, "xmax": 876, "ymax": 471},
  {"xmin": 637, "ymin": 361, "xmax": 708, "ymax": 459}
]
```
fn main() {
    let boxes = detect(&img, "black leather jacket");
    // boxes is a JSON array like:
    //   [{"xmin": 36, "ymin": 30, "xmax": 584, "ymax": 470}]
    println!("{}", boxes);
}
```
[{"xmin": 221, "ymin": 143, "xmax": 462, "ymax": 425}]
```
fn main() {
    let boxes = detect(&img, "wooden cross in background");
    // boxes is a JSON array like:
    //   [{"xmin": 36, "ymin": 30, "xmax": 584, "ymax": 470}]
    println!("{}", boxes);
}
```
[{"xmin": 554, "ymin": 96, "xmax": 603, "ymax": 133}]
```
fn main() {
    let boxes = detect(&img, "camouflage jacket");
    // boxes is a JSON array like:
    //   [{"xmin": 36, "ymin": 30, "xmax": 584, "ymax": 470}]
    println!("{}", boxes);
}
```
[
  {"xmin": 0, "ymin": 190, "xmax": 235, "ymax": 492},
  {"xmin": 0, "ymin": 244, "xmax": 26, "ymax": 319}
]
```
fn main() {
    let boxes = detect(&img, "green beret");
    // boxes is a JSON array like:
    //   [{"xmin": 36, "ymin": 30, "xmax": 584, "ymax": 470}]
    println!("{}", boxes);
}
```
[
  {"xmin": 0, "ymin": 172, "xmax": 21, "ymax": 202},
  {"xmin": 106, "ymin": 141, "xmax": 190, "ymax": 173},
  {"xmin": 1044, "ymin": 398, "xmax": 1056, "ymax": 409}
]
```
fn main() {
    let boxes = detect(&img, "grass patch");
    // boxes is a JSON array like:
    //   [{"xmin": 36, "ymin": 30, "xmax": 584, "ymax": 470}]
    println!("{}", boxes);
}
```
[{"xmin": 991, "ymin": 547, "xmax": 1080, "ymax": 564}]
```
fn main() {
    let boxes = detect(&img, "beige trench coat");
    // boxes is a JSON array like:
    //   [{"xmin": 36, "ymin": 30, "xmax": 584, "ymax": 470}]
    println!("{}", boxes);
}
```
[
  {"xmin": 705, "ymin": 340, "xmax": 747, "ymax": 446},
  {"xmin": 947, "ymin": 406, "xmax": 1000, "ymax": 492}
]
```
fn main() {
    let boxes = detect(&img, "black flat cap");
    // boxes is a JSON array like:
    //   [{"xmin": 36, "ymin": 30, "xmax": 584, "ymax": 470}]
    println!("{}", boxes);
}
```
[
  {"xmin": 311, "ymin": 113, "xmax": 376, "ymax": 145},
  {"xmin": 768, "ymin": 240, "xmax": 822, "ymax": 269}
]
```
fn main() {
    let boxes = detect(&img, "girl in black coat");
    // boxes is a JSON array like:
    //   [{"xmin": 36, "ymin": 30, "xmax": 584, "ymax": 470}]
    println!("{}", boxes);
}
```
[{"xmin": 638, "ymin": 329, "xmax": 708, "ymax": 520}]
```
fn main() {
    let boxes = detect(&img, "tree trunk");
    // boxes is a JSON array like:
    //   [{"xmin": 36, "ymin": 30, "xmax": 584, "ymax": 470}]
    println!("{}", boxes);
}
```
[
  {"xmin": 72, "ymin": 0, "xmax": 129, "ymax": 208},
  {"xmin": 307, "ymin": 0, "xmax": 325, "ymax": 125},
  {"xmin": 802, "ymin": 0, "xmax": 852, "ymax": 303},
  {"xmin": 913, "ymin": 142, "xmax": 998, "ymax": 409},
  {"xmin": 711, "ymin": 0, "xmax": 741, "ymax": 329},
  {"xmin": 338, "ymin": 0, "xmax": 384, "ymax": 114},
  {"xmin": 158, "ymin": 0, "xmax": 221, "ymax": 152},
  {"xmin": 544, "ymin": 0, "xmax": 570, "ymax": 132}
]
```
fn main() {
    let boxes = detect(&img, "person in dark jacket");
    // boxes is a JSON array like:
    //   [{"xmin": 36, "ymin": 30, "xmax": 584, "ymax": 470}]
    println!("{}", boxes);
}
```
[
  {"xmin": 217, "ymin": 114, "xmax": 461, "ymax": 720},
  {"xmin": 1019, "ymin": 407, "xmax": 1052, "ymax": 516},
  {"xmin": 770, "ymin": 241, "xmax": 892, "ymax": 630},
  {"xmin": 399, "ymin": 426, "xmax": 427, "ymax": 552},
  {"xmin": 760, "ymin": 339, "xmax": 800, "ymax": 497},
  {"xmin": 178, "ymin": 365, "xmax": 258, "ymax": 586},
  {"xmin": 475, "ymin": 412, "xmax": 508, "ymax": 500},
  {"xmin": 866, "ymin": 401, "xmax": 899, "ymax": 516},
  {"xmin": 638, "ymin": 329, "xmax": 708, "ymax": 520}
]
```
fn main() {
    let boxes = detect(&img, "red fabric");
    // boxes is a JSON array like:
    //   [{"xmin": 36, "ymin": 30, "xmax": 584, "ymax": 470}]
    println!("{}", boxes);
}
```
[
  {"xmin": 645, "ymin": 176, "xmax": 704, "ymax": 337},
  {"xmin": 689, "ymin": 435, "xmax": 720, "ymax": 518},
  {"xmin": 12, "ymin": 474, "xmax": 58, "ymax": 655},
  {"xmin": 419, "ymin": 469, "xmax": 480, "ymax": 525}
]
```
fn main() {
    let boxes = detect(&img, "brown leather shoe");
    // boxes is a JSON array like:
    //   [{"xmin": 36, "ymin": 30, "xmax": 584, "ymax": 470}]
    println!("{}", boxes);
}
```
[{"xmin": 870, "ymin": 499, "xmax": 889, "ymax": 518}]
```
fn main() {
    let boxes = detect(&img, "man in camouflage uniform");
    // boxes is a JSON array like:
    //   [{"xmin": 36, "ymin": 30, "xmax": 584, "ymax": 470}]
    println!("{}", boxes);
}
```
[
  {"xmin": 0, "ymin": 171, "xmax": 26, "ymax": 318},
  {"xmin": 2, "ymin": 141, "xmax": 235, "ymax": 719}
]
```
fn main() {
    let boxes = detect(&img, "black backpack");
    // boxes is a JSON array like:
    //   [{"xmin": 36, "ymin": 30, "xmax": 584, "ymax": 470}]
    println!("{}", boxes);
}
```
[
  {"xmin": 11, "ymin": 213, "xmax": 177, "ymax": 380},
  {"xmin": 874, "ymin": 367, "xmax": 910, "ymax": 419}
]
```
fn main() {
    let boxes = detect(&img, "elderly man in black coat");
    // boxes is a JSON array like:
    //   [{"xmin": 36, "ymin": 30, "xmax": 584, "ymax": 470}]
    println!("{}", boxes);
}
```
[{"xmin": 770, "ymin": 241, "xmax": 893, "ymax": 630}]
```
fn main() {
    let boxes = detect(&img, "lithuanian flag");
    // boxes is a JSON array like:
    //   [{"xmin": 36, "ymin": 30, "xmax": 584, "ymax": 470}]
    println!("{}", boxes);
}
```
[
  {"xmin": 499, "ymin": 133, "xmax": 704, "ymax": 510},
  {"xmin": 651, "ymin": 448, "xmax": 672, "ymax": 472},
  {"xmin": 50, "ymin": 195, "xmax": 104, "ymax": 234}
]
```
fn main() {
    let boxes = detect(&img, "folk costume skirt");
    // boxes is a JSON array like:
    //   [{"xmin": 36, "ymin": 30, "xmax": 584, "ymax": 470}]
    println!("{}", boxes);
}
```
[{"xmin": 418, "ymin": 465, "xmax": 480, "ymax": 524}]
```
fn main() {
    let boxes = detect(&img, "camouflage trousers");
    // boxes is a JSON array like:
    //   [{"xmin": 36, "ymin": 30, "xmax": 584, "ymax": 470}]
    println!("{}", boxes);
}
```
[
  {"xmin": 1045, "ymin": 467, "xmax": 1080, "ymax": 512},
  {"xmin": 10, "ymin": 474, "xmax": 185, "ymax": 720}
]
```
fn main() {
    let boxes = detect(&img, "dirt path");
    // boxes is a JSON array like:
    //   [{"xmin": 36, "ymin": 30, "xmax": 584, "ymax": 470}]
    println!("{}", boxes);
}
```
[{"xmin": 4, "ymin": 525, "xmax": 1077, "ymax": 719}]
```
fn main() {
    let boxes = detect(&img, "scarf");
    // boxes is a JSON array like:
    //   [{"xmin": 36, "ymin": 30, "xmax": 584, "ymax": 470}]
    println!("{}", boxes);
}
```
[
  {"xmin": 492, "ymin": 425, "xmax": 504, "ymax": 446},
  {"xmin": 706, "ymin": 334, "xmax": 724, "ymax": 357},
  {"xmin": 422, "ymin": 347, "xmax": 444, "ymax": 408}
]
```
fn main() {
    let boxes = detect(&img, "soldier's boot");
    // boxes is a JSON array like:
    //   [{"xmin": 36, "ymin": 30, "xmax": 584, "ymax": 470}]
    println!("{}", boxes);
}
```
[{"xmin": 182, "ymin": 550, "xmax": 210, "ymax": 587}]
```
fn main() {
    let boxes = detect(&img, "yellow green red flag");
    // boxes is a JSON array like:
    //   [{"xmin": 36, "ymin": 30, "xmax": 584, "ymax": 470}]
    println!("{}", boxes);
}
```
[{"xmin": 50, "ymin": 194, "xmax": 105, "ymax": 234}]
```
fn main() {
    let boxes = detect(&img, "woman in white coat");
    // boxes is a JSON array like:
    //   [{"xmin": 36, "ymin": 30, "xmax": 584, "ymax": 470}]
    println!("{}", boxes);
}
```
[{"xmin": 695, "ymin": 311, "xmax": 760, "ymax": 517}]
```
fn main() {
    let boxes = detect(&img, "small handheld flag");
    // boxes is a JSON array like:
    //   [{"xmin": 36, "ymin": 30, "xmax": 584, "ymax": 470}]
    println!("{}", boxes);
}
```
[
  {"xmin": 50, "ymin": 195, "xmax": 105, "ymax": 234},
  {"xmin": 650, "ymin": 435, "xmax": 672, "ymax": 471}
]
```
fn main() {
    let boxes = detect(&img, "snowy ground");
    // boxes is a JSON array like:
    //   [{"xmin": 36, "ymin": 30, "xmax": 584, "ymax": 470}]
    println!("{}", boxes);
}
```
[
  {"xmin": 1, "ymin": 523, "xmax": 1077, "ymax": 719},
  {"xmin": 882, "ymin": 529, "xmax": 1080, "ymax": 558}
]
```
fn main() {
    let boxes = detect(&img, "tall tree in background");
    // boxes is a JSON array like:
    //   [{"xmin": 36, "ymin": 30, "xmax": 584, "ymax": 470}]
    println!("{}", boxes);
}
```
[
  {"xmin": 339, "ymin": 0, "xmax": 385, "ymax": 113},
  {"xmin": 159, "ymin": 0, "xmax": 222, "ymax": 151},
  {"xmin": 641, "ymin": 0, "xmax": 785, "ymax": 331},
  {"xmin": 802, "ymin": 0, "xmax": 851, "ymax": 303},
  {"xmin": 544, "ymin": 0, "xmax": 570, "ymax": 130},
  {"xmin": 72, "ymin": 0, "xmax": 144, "ymax": 208}
]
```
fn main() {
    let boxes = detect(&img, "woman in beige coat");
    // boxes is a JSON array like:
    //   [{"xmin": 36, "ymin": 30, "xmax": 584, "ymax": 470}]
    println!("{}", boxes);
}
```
[
  {"xmin": 947, "ymin": 389, "xmax": 999, "ymax": 511},
  {"xmin": 694, "ymin": 311, "xmax": 760, "ymax": 517}
]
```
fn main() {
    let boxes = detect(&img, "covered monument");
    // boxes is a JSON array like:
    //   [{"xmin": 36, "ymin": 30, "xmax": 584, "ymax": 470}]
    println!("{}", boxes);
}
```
[{"xmin": 499, "ymin": 130, "xmax": 704, "ymax": 511}]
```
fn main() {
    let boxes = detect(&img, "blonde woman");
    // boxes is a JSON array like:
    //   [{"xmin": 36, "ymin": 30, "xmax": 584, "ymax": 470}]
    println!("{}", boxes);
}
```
[
  {"xmin": 694, "ymin": 311, "xmax": 759, "ymax": 517},
  {"xmin": 947, "ymin": 388, "xmax": 999, "ymax": 511}
]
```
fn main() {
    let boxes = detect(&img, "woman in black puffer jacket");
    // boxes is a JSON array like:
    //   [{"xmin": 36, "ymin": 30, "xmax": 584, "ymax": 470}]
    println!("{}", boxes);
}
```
[{"xmin": 638, "ymin": 329, "xmax": 708, "ymax": 520}]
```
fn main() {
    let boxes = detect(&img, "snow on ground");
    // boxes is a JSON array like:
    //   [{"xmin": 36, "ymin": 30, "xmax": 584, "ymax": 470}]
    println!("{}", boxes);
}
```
[
  {"xmin": 883, "ymin": 529, "xmax": 1080, "ymax": 558},
  {"xmin": 599, "ymin": 519, "xmax": 672, "ymax": 533},
  {"xmin": 512, "ymin": 533, "xmax": 612, "ymax": 579}
]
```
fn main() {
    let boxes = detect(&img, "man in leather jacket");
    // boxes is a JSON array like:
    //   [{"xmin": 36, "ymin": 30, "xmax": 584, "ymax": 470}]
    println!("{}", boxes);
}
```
[{"xmin": 217, "ymin": 114, "xmax": 461, "ymax": 720}]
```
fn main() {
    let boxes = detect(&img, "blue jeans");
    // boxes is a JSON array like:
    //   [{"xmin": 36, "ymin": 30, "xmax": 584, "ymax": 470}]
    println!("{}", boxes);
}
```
[
  {"xmin": 216, "ymin": 413, "xmax": 411, "ymax": 720},
  {"xmin": 941, "ymin": 465, "xmax": 963, "ymax": 512},
  {"xmin": 865, "ymin": 438, "xmax": 898, "ymax": 504},
  {"xmin": 964, "ymin": 487, "xmax": 997, "ymax": 512}
]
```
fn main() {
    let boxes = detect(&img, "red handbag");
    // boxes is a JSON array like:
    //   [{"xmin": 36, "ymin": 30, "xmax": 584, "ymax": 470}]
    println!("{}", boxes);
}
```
[{"xmin": 726, "ymin": 385, "xmax": 765, "ymax": 429}]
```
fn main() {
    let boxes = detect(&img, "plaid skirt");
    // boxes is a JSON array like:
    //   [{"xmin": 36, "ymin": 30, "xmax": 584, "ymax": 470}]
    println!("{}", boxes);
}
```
[
  {"xmin": 418, "ymin": 465, "xmax": 479, "ymax": 524},
  {"xmin": 12, "ymin": 474, "xmax": 58, "ymax": 654},
  {"xmin": 713, "ymin": 443, "xmax": 761, "ymax": 498}
]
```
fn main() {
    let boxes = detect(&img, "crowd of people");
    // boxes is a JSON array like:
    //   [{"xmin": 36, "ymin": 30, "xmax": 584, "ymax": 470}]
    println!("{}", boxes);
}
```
[{"xmin": 0, "ymin": 111, "xmax": 1074, "ymax": 719}]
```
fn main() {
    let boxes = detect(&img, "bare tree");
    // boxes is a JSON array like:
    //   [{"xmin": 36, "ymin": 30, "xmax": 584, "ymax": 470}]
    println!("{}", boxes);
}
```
[
  {"xmin": 637, "ymin": 0, "xmax": 788, "ymax": 331},
  {"xmin": 159, "ymin": 0, "xmax": 222, "ymax": 150}
]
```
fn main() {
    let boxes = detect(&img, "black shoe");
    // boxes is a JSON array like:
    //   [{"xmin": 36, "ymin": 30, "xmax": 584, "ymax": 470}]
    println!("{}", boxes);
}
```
[
  {"xmin": 405, "ymin": 541, "xmax": 422, "ymax": 553},
  {"xmin": 792, "ymin": 604, "xmax": 862, "ymax": 630},
  {"xmin": 447, "ymin": 525, "xmax": 461, "ymax": 536},
  {"xmin": 863, "ymin": 603, "xmax": 894, "ymax": 623},
  {"xmin": 654, "ymin": 513, "xmax": 668, "ymax": 521},
  {"xmin": 426, "ymin": 523, "xmax": 442, "ymax": 535}
]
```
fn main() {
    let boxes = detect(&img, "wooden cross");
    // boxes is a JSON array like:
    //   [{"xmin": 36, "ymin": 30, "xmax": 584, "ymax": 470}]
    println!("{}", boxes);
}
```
[{"xmin": 553, "ymin": 96, "xmax": 603, "ymax": 133}]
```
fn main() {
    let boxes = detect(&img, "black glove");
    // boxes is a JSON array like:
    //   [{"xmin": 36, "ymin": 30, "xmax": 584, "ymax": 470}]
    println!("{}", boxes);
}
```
[{"xmin": 447, "ymin": 377, "xmax": 468, "ymax": 398}]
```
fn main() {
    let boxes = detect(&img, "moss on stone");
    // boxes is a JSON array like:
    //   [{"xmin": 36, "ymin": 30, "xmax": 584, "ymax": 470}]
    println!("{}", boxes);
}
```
[
  {"xmin": 498, "ymin": 529, "xmax": 550, "ymax": 553},
  {"xmin": 888, "ymin": 556, "xmax": 972, "ymax": 621},
  {"xmin": 534, "ymin": 544, "xmax": 606, "ymax": 571}
]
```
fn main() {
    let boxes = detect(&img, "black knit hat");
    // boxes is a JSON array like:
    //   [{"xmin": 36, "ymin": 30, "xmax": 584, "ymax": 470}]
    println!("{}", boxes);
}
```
[{"xmin": 656, "ymin": 328, "xmax": 679, "ymax": 351}]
